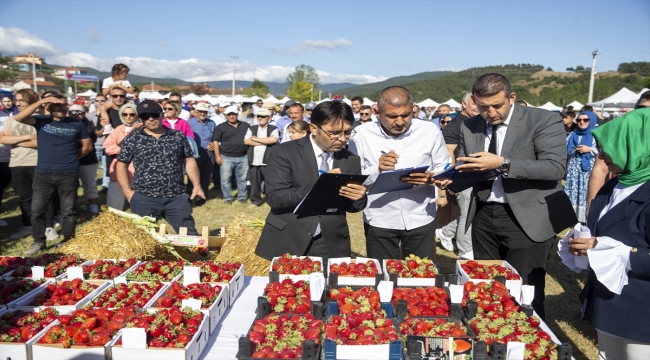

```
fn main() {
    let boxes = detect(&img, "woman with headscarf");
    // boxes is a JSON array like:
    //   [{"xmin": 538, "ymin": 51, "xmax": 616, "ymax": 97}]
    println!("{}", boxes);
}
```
[
  {"xmin": 564, "ymin": 111, "xmax": 598, "ymax": 223},
  {"xmin": 569, "ymin": 108, "xmax": 650, "ymax": 359},
  {"xmin": 103, "ymin": 103, "xmax": 142, "ymax": 210},
  {"xmin": 0, "ymin": 93, "xmax": 18, "ymax": 226},
  {"xmin": 0, "ymin": 93, "xmax": 19, "ymax": 117}
]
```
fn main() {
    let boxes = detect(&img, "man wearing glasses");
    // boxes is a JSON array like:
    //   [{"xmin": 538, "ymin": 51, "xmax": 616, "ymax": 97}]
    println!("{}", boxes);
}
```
[
  {"xmin": 188, "ymin": 102, "xmax": 217, "ymax": 198},
  {"xmin": 349, "ymin": 86, "xmax": 451, "ymax": 265},
  {"xmin": 353, "ymin": 105, "xmax": 374, "ymax": 129},
  {"xmin": 244, "ymin": 108, "xmax": 279, "ymax": 208},
  {"xmin": 255, "ymin": 101, "xmax": 367, "ymax": 265},
  {"xmin": 117, "ymin": 100, "xmax": 204, "ymax": 235}
]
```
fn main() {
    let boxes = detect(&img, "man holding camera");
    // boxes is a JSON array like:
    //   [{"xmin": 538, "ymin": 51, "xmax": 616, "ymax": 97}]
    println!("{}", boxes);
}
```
[{"xmin": 116, "ymin": 100, "xmax": 204, "ymax": 234}]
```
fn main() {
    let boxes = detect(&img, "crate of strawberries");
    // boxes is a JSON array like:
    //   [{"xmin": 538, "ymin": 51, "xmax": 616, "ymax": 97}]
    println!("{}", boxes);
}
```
[
  {"xmin": 456, "ymin": 260, "xmax": 522, "ymax": 302},
  {"xmin": 257, "ymin": 278, "xmax": 324, "ymax": 320},
  {"xmin": 31, "ymin": 306, "xmax": 137, "ymax": 360},
  {"xmin": 400, "ymin": 317, "xmax": 475, "ymax": 360},
  {"xmin": 148, "ymin": 281, "xmax": 227, "ymax": 335},
  {"xmin": 86, "ymin": 281, "xmax": 166, "ymax": 309},
  {"xmin": 14, "ymin": 279, "xmax": 110, "ymax": 312},
  {"xmin": 327, "ymin": 257, "xmax": 383, "ymax": 286},
  {"xmin": 0, "ymin": 256, "xmax": 27, "ymax": 277},
  {"xmin": 237, "ymin": 313, "xmax": 322, "ymax": 360},
  {"xmin": 179, "ymin": 261, "xmax": 244, "ymax": 307},
  {"xmin": 0, "ymin": 277, "xmax": 51, "ymax": 310},
  {"xmin": 384, "ymin": 255, "xmax": 439, "ymax": 287},
  {"xmin": 110, "ymin": 307, "xmax": 209, "ymax": 360},
  {"xmin": 81, "ymin": 259, "xmax": 140, "ymax": 282},
  {"xmin": 392, "ymin": 286, "xmax": 450, "ymax": 322},
  {"xmin": 5, "ymin": 254, "xmax": 88, "ymax": 280},
  {"xmin": 0, "ymin": 307, "xmax": 59, "ymax": 360},
  {"xmin": 270, "ymin": 254, "xmax": 324, "ymax": 282},
  {"xmin": 125, "ymin": 260, "xmax": 187, "ymax": 284}
]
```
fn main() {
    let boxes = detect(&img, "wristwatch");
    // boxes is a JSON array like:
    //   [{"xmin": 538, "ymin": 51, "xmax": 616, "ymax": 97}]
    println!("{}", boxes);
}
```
[{"xmin": 499, "ymin": 157, "xmax": 511, "ymax": 176}]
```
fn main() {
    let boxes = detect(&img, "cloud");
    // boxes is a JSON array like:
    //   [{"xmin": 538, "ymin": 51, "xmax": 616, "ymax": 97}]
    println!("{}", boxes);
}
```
[
  {"xmin": 291, "ymin": 38, "xmax": 353, "ymax": 54},
  {"xmin": 88, "ymin": 27, "xmax": 100, "ymax": 43},
  {"xmin": 159, "ymin": 42, "xmax": 169, "ymax": 47},
  {"xmin": 0, "ymin": 26, "xmax": 379, "ymax": 84}
]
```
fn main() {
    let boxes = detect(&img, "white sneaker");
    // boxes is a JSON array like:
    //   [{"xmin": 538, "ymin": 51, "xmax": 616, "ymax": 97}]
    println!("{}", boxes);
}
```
[
  {"xmin": 54, "ymin": 215, "xmax": 63, "ymax": 230},
  {"xmin": 89, "ymin": 204, "xmax": 99, "ymax": 214},
  {"xmin": 45, "ymin": 227, "xmax": 59, "ymax": 241},
  {"xmin": 10, "ymin": 226, "xmax": 33, "ymax": 240},
  {"xmin": 436, "ymin": 228, "xmax": 455, "ymax": 252},
  {"xmin": 0, "ymin": 218, "xmax": 8, "ymax": 227}
]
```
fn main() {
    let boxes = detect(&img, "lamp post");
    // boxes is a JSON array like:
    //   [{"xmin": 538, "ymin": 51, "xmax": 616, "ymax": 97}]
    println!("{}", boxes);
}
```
[
  {"xmin": 29, "ymin": 53, "xmax": 38, "ymax": 92},
  {"xmin": 231, "ymin": 56, "xmax": 238, "ymax": 97},
  {"xmin": 588, "ymin": 50, "xmax": 599, "ymax": 104}
]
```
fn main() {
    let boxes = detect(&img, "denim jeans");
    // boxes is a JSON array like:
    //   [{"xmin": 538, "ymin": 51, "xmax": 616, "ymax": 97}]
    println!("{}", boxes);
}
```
[
  {"xmin": 129, "ymin": 192, "xmax": 197, "ymax": 235},
  {"xmin": 220, "ymin": 155, "xmax": 248, "ymax": 201},
  {"xmin": 31, "ymin": 170, "xmax": 78, "ymax": 245},
  {"xmin": 95, "ymin": 145, "xmax": 110, "ymax": 188}
]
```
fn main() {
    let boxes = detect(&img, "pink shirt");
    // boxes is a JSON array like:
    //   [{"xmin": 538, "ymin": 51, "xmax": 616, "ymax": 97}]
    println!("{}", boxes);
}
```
[{"xmin": 162, "ymin": 117, "xmax": 195, "ymax": 139}]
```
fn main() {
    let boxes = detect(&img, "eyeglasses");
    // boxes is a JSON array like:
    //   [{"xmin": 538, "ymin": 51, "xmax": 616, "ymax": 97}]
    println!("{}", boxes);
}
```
[
  {"xmin": 70, "ymin": 110, "xmax": 84, "ymax": 115},
  {"xmin": 123, "ymin": 113, "xmax": 137, "ymax": 117},
  {"xmin": 440, "ymin": 120, "xmax": 450, "ymax": 124},
  {"xmin": 576, "ymin": 118, "xmax": 590, "ymax": 123},
  {"xmin": 360, "ymin": 112, "xmax": 371, "ymax": 116},
  {"xmin": 140, "ymin": 113, "xmax": 161, "ymax": 121},
  {"xmin": 196, "ymin": 111, "xmax": 208, "ymax": 114},
  {"xmin": 95, "ymin": 99, "xmax": 106, "ymax": 103},
  {"xmin": 256, "ymin": 115, "xmax": 269, "ymax": 118},
  {"xmin": 315, "ymin": 124, "xmax": 355, "ymax": 139},
  {"xmin": 164, "ymin": 107, "xmax": 175, "ymax": 111},
  {"xmin": 226, "ymin": 113, "xmax": 238, "ymax": 116},
  {"xmin": 111, "ymin": 94, "xmax": 126, "ymax": 99}
]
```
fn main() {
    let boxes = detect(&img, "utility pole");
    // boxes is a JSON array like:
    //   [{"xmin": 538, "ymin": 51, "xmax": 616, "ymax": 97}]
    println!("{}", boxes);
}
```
[
  {"xmin": 588, "ymin": 50, "xmax": 598, "ymax": 104},
  {"xmin": 231, "ymin": 56, "xmax": 238, "ymax": 97},
  {"xmin": 319, "ymin": 90, "xmax": 322, "ymax": 101},
  {"xmin": 310, "ymin": 84, "xmax": 314, "ymax": 102},
  {"xmin": 30, "ymin": 53, "xmax": 38, "ymax": 92}
]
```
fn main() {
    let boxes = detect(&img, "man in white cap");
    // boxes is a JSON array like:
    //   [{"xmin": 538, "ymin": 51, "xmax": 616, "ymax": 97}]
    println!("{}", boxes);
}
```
[
  {"xmin": 212, "ymin": 105, "xmax": 250, "ymax": 204},
  {"xmin": 304, "ymin": 102, "xmax": 316, "ymax": 121},
  {"xmin": 244, "ymin": 108, "xmax": 279, "ymax": 208},
  {"xmin": 210, "ymin": 101, "xmax": 230, "ymax": 125}
]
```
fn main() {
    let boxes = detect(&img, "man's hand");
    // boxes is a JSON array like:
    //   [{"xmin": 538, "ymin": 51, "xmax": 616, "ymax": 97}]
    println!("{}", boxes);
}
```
[
  {"xmin": 207, "ymin": 143, "xmax": 214, "ymax": 151},
  {"xmin": 455, "ymin": 152, "xmax": 503, "ymax": 172},
  {"xmin": 339, "ymin": 184, "xmax": 366, "ymax": 202},
  {"xmin": 378, "ymin": 150, "xmax": 399, "ymax": 172},
  {"xmin": 215, "ymin": 155, "xmax": 223, "ymax": 166},
  {"xmin": 100, "ymin": 117, "xmax": 110, "ymax": 126},
  {"xmin": 124, "ymin": 189, "xmax": 135, "ymax": 203},
  {"xmin": 436, "ymin": 196, "xmax": 448, "ymax": 207},
  {"xmin": 568, "ymin": 236, "xmax": 598, "ymax": 256},
  {"xmin": 327, "ymin": 168, "xmax": 341, "ymax": 174},
  {"xmin": 41, "ymin": 97, "xmax": 65, "ymax": 105},
  {"xmin": 190, "ymin": 187, "xmax": 206, "ymax": 202},
  {"xmin": 400, "ymin": 171, "xmax": 432, "ymax": 186}
]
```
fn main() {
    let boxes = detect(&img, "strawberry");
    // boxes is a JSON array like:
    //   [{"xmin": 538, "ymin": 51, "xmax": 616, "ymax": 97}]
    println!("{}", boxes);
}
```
[
  {"xmin": 90, "ymin": 333, "xmax": 111, "ymax": 346},
  {"xmin": 169, "ymin": 314, "xmax": 183, "ymax": 325},
  {"xmin": 80, "ymin": 317, "xmax": 97, "ymax": 330},
  {"xmin": 385, "ymin": 254, "xmax": 437, "ymax": 278}
]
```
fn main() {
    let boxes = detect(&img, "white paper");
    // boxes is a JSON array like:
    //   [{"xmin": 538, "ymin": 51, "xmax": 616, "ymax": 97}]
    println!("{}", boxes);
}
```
[
  {"xmin": 66, "ymin": 266, "xmax": 84, "ymax": 280},
  {"xmin": 377, "ymin": 280, "xmax": 393, "ymax": 303},
  {"xmin": 558, "ymin": 223, "xmax": 591, "ymax": 273},
  {"xmin": 114, "ymin": 276, "xmax": 127, "ymax": 284},
  {"xmin": 506, "ymin": 341, "xmax": 526, "ymax": 360},
  {"xmin": 32, "ymin": 266, "xmax": 44, "ymax": 280},
  {"xmin": 309, "ymin": 272, "xmax": 324, "ymax": 301},
  {"xmin": 448, "ymin": 284, "xmax": 463, "ymax": 304},
  {"xmin": 183, "ymin": 266, "xmax": 201, "ymax": 286},
  {"xmin": 520, "ymin": 285, "xmax": 535, "ymax": 306},
  {"xmin": 181, "ymin": 298, "xmax": 202, "ymax": 311},
  {"xmin": 574, "ymin": 229, "xmax": 591, "ymax": 269},
  {"xmin": 121, "ymin": 327, "xmax": 147, "ymax": 349}
]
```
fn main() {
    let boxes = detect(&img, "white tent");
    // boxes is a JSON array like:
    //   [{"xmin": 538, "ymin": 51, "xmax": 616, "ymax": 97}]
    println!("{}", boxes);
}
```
[
  {"xmin": 230, "ymin": 95, "xmax": 247, "ymax": 103},
  {"xmin": 182, "ymin": 93, "xmax": 200, "ymax": 101},
  {"xmin": 277, "ymin": 96, "xmax": 291, "ymax": 104},
  {"xmin": 317, "ymin": 97, "xmax": 331, "ymax": 104},
  {"xmin": 77, "ymin": 89, "xmax": 97, "ymax": 97},
  {"xmin": 264, "ymin": 95, "xmax": 280, "ymax": 103},
  {"xmin": 12, "ymin": 81, "xmax": 32, "ymax": 91},
  {"xmin": 342, "ymin": 98, "xmax": 351, "ymax": 105},
  {"xmin": 588, "ymin": 87, "xmax": 640, "ymax": 108},
  {"xmin": 441, "ymin": 99, "xmax": 462, "ymax": 109},
  {"xmin": 362, "ymin": 97, "xmax": 375, "ymax": 105},
  {"xmin": 246, "ymin": 96, "xmax": 263, "ymax": 103},
  {"xmin": 538, "ymin": 102, "xmax": 563, "ymax": 111},
  {"xmin": 417, "ymin": 98, "xmax": 440, "ymax": 108},
  {"xmin": 139, "ymin": 91, "xmax": 165, "ymax": 100},
  {"xmin": 566, "ymin": 100, "xmax": 584, "ymax": 110},
  {"xmin": 639, "ymin": 88, "xmax": 649, "ymax": 95}
]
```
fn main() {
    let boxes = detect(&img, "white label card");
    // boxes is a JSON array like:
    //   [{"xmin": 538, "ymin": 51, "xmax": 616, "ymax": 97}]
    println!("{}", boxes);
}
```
[
  {"xmin": 121, "ymin": 327, "xmax": 147, "ymax": 349},
  {"xmin": 377, "ymin": 280, "xmax": 393, "ymax": 303},
  {"xmin": 183, "ymin": 266, "xmax": 201, "ymax": 286},
  {"xmin": 181, "ymin": 298, "xmax": 202, "ymax": 311},
  {"xmin": 506, "ymin": 341, "xmax": 526, "ymax": 360},
  {"xmin": 448, "ymin": 284, "xmax": 463, "ymax": 304},
  {"xmin": 115, "ymin": 276, "xmax": 127, "ymax": 284},
  {"xmin": 32, "ymin": 266, "xmax": 44, "ymax": 280},
  {"xmin": 520, "ymin": 285, "xmax": 535, "ymax": 306},
  {"xmin": 309, "ymin": 273, "xmax": 324, "ymax": 301},
  {"xmin": 67, "ymin": 266, "xmax": 84, "ymax": 280}
]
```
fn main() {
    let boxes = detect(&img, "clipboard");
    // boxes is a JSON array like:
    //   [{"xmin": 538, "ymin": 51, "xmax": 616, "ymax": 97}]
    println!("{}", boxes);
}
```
[
  {"xmin": 367, "ymin": 165, "xmax": 430, "ymax": 195},
  {"xmin": 432, "ymin": 161, "xmax": 499, "ymax": 193},
  {"xmin": 294, "ymin": 173, "xmax": 368, "ymax": 216}
]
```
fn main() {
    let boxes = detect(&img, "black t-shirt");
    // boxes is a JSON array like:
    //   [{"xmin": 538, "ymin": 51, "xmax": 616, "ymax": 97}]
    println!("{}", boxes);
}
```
[
  {"xmin": 108, "ymin": 108, "xmax": 122, "ymax": 129},
  {"xmin": 33, "ymin": 115, "xmax": 89, "ymax": 174},
  {"xmin": 79, "ymin": 118, "xmax": 98, "ymax": 166},
  {"xmin": 442, "ymin": 112, "xmax": 470, "ymax": 159},
  {"xmin": 213, "ymin": 121, "xmax": 250, "ymax": 157}
]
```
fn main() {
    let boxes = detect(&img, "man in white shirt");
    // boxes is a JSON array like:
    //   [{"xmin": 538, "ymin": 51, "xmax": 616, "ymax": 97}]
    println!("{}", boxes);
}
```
[
  {"xmin": 349, "ymin": 86, "xmax": 451, "ymax": 264},
  {"xmin": 244, "ymin": 108, "xmax": 279, "ymax": 208},
  {"xmin": 210, "ymin": 102, "xmax": 230, "ymax": 125}
]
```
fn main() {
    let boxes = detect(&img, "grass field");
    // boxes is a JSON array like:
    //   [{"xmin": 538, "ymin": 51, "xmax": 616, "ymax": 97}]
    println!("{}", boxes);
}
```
[{"xmin": 0, "ymin": 177, "xmax": 598, "ymax": 359}]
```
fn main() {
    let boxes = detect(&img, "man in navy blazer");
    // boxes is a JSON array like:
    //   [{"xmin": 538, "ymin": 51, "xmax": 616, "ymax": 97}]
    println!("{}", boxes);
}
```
[
  {"xmin": 449, "ymin": 73, "xmax": 578, "ymax": 319},
  {"xmin": 255, "ymin": 101, "xmax": 367, "ymax": 264}
]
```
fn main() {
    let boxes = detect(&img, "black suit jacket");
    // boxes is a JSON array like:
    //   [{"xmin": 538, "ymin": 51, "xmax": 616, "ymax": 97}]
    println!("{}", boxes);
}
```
[{"xmin": 255, "ymin": 136, "xmax": 367, "ymax": 260}]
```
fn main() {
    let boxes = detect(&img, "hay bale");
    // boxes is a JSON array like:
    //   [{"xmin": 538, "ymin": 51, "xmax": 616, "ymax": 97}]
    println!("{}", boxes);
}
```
[
  {"xmin": 215, "ymin": 213, "xmax": 270, "ymax": 276},
  {"xmin": 60, "ymin": 212, "xmax": 177, "ymax": 260}
]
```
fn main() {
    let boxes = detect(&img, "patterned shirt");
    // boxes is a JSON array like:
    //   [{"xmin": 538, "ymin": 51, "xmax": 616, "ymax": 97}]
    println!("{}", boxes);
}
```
[{"xmin": 118, "ymin": 127, "xmax": 194, "ymax": 198}]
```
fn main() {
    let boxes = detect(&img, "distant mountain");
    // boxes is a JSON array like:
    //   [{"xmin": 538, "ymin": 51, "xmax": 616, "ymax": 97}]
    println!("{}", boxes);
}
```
[
  {"xmin": 49, "ymin": 65, "xmax": 190, "ymax": 86},
  {"xmin": 332, "ymin": 71, "xmax": 454, "ymax": 98},
  {"xmin": 205, "ymin": 80, "xmax": 356, "ymax": 97}
]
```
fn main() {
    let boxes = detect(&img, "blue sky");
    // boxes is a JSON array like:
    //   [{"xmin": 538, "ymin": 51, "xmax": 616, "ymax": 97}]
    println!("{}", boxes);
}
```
[{"xmin": 1, "ymin": 0, "xmax": 648, "ymax": 84}]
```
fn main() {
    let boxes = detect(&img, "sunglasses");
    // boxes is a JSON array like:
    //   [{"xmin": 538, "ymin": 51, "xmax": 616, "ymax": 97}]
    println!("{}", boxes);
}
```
[
  {"xmin": 70, "ymin": 110, "xmax": 84, "ymax": 115},
  {"xmin": 360, "ymin": 112, "xmax": 371, "ymax": 116},
  {"xmin": 164, "ymin": 107, "xmax": 175, "ymax": 111},
  {"xmin": 111, "ymin": 94, "xmax": 126, "ymax": 99},
  {"xmin": 123, "ymin": 113, "xmax": 137, "ymax": 117},
  {"xmin": 95, "ymin": 99, "xmax": 106, "ymax": 102},
  {"xmin": 140, "ymin": 113, "xmax": 161, "ymax": 121},
  {"xmin": 256, "ymin": 115, "xmax": 269, "ymax": 118},
  {"xmin": 576, "ymin": 118, "xmax": 590, "ymax": 123}
]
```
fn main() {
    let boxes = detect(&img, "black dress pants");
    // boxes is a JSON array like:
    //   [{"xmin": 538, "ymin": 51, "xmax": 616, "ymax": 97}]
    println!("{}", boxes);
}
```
[
  {"xmin": 249, "ymin": 165, "xmax": 266, "ymax": 206},
  {"xmin": 471, "ymin": 201, "xmax": 554, "ymax": 320},
  {"xmin": 364, "ymin": 220, "xmax": 436, "ymax": 265}
]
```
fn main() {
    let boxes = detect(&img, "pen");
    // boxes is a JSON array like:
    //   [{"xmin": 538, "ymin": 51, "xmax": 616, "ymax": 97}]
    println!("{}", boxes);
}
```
[
  {"xmin": 444, "ymin": 163, "xmax": 451, "ymax": 170},
  {"xmin": 318, "ymin": 170, "xmax": 327, "ymax": 174},
  {"xmin": 380, "ymin": 151, "xmax": 386, "ymax": 154}
]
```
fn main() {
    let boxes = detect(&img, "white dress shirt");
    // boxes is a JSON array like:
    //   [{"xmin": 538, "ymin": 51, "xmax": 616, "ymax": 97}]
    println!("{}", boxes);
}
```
[
  {"xmin": 349, "ymin": 120, "xmax": 450, "ymax": 230},
  {"xmin": 244, "ymin": 125, "xmax": 279, "ymax": 166},
  {"xmin": 483, "ymin": 105, "xmax": 514, "ymax": 203}
]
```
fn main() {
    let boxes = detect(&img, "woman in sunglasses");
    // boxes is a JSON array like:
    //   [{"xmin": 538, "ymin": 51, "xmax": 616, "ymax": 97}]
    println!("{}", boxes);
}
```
[
  {"xmin": 564, "ymin": 111, "xmax": 598, "ymax": 223},
  {"xmin": 68, "ymin": 105, "xmax": 100, "ymax": 214},
  {"xmin": 102, "ymin": 103, "xmax": 141, "ymax": 210},
  {"xmin": 162, "ymin": 101, "xmax": 194, "ymax": 138}
]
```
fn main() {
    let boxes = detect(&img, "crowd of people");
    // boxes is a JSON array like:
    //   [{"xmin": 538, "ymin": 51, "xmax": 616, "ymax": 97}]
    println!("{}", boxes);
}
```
[{"xmin": 1, "ymin": 64, "xmax": 649, "ymax": 358}]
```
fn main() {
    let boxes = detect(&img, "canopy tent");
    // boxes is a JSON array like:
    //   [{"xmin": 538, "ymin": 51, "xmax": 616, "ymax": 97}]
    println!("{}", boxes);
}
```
[
  {"xmin": 12, "ymin": 81, "xmax": 32, "ymax": 91},
  {"xmin": 639, "ymin": 88, "xmax": 649, "ymax": 95},
  {"xmin": 317, "ymin": 97, "xmax": 331, "ymax": 104},
  {"xmin": 417, "ymin": 98, "xmax": 440, "ymax": 108},
  {"xmin": 537, "ymin": 102, "xmax": 562, "ymax": 111},
  {"xmin": 362, "ymin": 97, "xmax": 375, "ymax": 105},
  {"xmin": 264, "ymin": 95, "xmax": 280, "ymax": 103},
  {"xmin": 246, "ymin": 96, "xmax": 263, "ymax": 103},
  {"xmin": 441, "ymin": 99, "xmax": 462, "ymax": 109},
  {"xmin": 277, "ymin": 96, "xmax": 291, "ymax": 104},
  {"xmin": 76, "ymin": 89, "xmax": 97, "ymax": 97},
  {"xmin": 342, "ymin": 98, "xmax": 351, "ymax": 105},
  {"xmin": 588, "ymin": 87, "xmax": 640, "ymax": 108},
  {"xmin": 229, "ymin": 95, "xmax": 247, "ymax": 103},
  {"xmin": 566, "ymin": 101, "xmax": 584, "ymax": 110},
  {"xmin": 182, "ymin": 93, "xmax": 200, "ymax": 101},
  {"xmin": 139, "ymin": 91, "xmax": 166, "ymax": 100}
]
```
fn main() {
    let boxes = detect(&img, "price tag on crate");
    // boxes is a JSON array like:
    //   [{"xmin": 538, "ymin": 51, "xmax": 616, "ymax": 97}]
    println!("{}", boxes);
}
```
[
  {"xmin": 181, "ymin": 298, "xmax": 202, "ymax": 311},
  {"xmin": 122, "ymin": 327, "xmax": 147, "ymax": 349},
  {"xmin": 32, "ymin": 266, "xmax": 44, "ymax": 280},
  {"xmin": 183, "ymin": 266, "xmax": 201, "ymax": 286},
  {"xmin": 115, "ymin": 276, "xmax": 127, "ymax": 284},
  {"xmin": 67, "ymin": 266, "xmax": 84, "ymax": 280}
]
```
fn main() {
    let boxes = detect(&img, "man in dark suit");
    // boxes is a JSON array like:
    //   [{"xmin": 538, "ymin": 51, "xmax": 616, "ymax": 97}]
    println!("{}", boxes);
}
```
[
  {"xmin": 445, "ymin": 73, "xmax": 577, "ymax": 319},
  {"xmin": 255, "ymin": 101, "xmax": 367, "ymax": 264}
]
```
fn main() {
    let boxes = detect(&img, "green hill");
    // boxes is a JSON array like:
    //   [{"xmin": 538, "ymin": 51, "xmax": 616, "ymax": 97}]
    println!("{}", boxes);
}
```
[
  {"xmin": 334, "ymin": 71, "xmax": 453, "ymax": 98},
  {"xmin": 49, "ymin": 65, "xmax": 190, "ymax": 87}
]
